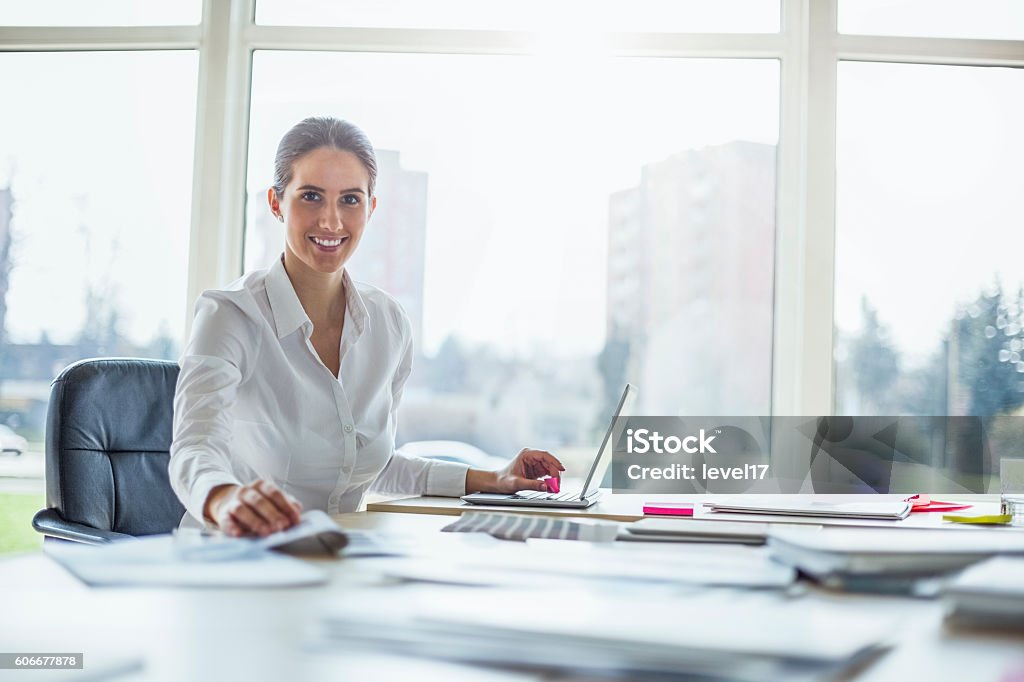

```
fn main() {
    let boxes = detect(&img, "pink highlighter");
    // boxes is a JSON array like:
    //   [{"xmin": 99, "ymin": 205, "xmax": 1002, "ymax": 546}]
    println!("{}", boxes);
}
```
[
  {"xmin": 545, "ymin": 477, "xmax": 560, "ymax": 493},
  {"xmin": 642, "ymin": 502, "xmax": 694, "ymax": 517}
]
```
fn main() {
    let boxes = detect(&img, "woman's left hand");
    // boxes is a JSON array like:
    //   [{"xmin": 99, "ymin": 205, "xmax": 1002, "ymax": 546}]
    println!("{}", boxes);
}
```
[{"xmin": 466, "ymin": 448, "xmax": 565, "ymax": 494}]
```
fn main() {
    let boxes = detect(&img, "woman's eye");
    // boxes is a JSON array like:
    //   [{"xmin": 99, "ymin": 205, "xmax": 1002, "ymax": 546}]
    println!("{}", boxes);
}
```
[
  {"xmin": 342, "ymin": 195, "xmax": 360, "ymax": 206},
  {"xmin": 301, "ymin": 191, "xmax": 320, "ymax": 201}
]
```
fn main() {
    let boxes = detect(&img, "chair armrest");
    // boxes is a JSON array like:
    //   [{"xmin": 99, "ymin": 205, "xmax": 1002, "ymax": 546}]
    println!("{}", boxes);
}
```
[{"xmin": 32, "ymin": 508, "xmax": 133, "ymax": 545}]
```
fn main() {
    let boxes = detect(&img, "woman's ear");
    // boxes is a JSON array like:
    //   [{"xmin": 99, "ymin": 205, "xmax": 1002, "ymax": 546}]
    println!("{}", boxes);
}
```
[
  {"xmin": 368, "ymin": 195, "xmax": 377, "ymax": 219},
  {"xmin": 267, "ymin": 187, "xmax": 282, "ymax": 221}
]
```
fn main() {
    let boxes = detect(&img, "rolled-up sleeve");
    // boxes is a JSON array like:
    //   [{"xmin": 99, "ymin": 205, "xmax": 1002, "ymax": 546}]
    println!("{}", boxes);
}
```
[
  {"xmin": 169, "ymin": 293, "xmax": 260, "ymax": 524},
  {"xmin": 369, "ymin": 311, "xmax": 469, "ymax": 497}
]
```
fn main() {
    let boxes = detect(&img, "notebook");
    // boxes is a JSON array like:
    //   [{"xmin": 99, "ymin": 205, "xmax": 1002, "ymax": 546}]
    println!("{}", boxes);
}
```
[
  {"xmin": 704, "ymin": 498, "xmax": 912, "ymax": 520},
  {"xmin": 622, "ymin": 518, "xmax": 771, "ymax": 545},
  {"xmin": 943, "ymin": 556, "xmax": 1024, "ymax": 628},
  {"xmin": 767, "ymin": 526, "xmax": 1024, "ymax": 578}
]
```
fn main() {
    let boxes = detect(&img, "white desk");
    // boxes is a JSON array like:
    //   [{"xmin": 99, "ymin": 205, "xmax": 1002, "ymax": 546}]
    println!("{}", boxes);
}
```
[{"xmin": 0, "ymin": 511, "xmax": 1021, "ymax": 682}]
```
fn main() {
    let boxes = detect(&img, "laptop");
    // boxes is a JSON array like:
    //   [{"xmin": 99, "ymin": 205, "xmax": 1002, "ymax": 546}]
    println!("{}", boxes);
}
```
[{"xmin": 461, "ymin": 384, "xmax": 636, "ymax": 509}]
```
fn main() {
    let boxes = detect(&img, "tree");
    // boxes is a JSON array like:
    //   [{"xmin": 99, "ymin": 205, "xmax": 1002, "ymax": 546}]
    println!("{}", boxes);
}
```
[
  {"xmin": 952, "ymin": 283, "xmax": 1024, "ymax": 417},
  {"xmin": 430, "ymin": 335, "xmax": 467, "ymax": 393},
  {"xmin": 895, "ymin": 342, "xmax": 947, "ymax": 416},
  {"xmin": 846, "ymin": 296, "xmax": 901, "ymax": 413},
  {"xmin": 143, "ymin": 321, "xmax": 178, "ymax": 361}
]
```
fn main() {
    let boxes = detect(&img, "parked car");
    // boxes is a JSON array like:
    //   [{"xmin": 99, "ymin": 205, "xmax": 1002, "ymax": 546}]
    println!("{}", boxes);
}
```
[{"xmin": 0, "ymin": 425, "xmax": 28, "ymax": 455}]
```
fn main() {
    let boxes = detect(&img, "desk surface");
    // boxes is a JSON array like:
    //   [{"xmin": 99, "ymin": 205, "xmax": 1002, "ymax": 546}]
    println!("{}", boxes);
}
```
[
  {"xmin": 368, "ymin": 491, "xmax": 1005, "ymax": 528},
  {"xmin": 1, "ymin": 510, "xmax": 1022, "ymax": 682}
]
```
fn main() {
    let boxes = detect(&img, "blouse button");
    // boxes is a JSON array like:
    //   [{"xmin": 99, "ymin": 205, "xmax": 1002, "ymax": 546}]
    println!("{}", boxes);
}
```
[{"xmin": 344, "ymin": 424, "xmax": 354, "ymax": 433}]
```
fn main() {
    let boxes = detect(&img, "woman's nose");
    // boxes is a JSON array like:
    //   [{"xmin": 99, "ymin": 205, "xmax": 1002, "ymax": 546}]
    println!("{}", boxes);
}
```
[{"xmin": 318, "ymin": 204, "xmax": 343, "ymax": 230}]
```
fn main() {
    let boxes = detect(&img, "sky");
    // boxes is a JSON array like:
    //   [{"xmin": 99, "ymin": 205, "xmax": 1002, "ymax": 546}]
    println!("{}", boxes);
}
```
[{"xmin": 0, "ymin": 3, "xmax": 1022, "ymax": 372}]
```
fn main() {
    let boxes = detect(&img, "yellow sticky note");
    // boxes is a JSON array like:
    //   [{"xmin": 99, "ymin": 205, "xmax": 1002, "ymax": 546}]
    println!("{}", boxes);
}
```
[{"xmin": 942, "ymin": 513, "xmax": 1012, "ymax": 525}]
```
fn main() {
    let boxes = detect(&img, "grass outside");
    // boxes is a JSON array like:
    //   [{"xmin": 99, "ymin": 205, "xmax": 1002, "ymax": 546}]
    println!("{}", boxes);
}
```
[{"xmin": 0, "ymin": 492, "xmax": 44, "ymax": 556}]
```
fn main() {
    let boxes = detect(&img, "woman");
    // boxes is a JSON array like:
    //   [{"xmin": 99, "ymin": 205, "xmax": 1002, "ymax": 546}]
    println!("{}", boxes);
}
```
[{"xmin": 169, "ymin": 116, "xmax": 562, "ymax": 536}]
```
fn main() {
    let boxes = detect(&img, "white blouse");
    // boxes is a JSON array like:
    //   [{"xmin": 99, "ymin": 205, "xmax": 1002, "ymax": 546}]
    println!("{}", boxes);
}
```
[{"xmin": 169, "ymin": 255, "xmax": 469, "ymax": 526}]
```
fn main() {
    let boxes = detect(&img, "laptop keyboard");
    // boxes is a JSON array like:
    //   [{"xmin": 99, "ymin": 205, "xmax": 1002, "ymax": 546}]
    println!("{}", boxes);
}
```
[{"xmin": 513, "ymin": 491, "xmax": 581, "ymax": 502}]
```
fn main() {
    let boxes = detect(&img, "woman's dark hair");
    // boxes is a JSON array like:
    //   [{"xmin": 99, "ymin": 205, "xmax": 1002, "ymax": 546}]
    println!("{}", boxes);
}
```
[{"xmin": 272, "ymin": 116, "xmax": 378, "ymax": 198}]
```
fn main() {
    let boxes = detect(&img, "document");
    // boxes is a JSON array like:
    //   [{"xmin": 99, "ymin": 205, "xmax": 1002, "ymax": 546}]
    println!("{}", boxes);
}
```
[
  {"xmin": 319, "ymin": 584, "xmax": 891, "ymax": 682},
  {"xmin": 943, "ymin": 556, "xmax": 1024, "ymax": 629},
  {"xmin": 442, "ymin": 511, "xmax": 619, "ymax": 542},
  {"xmin": 45, "ymin": 510, "xmax": 347, "ymax": 588},
  {"xmin": 705, "ymin": 498, "xmax": 912, "ymax": 520},
  {"xmin": 768, "ymin": 526, "xmax": 1024, "ymax": 579},
  {"xmin": 47, "ymin": 535, "xmax": 328, "ymax": 587},
  {"xmin": 623, "ymin": 518, "xmax": 773, "ymax": 544},
  {"xmin": 373, "ymin": 538, "xmax": 795, "ymax": 589}
]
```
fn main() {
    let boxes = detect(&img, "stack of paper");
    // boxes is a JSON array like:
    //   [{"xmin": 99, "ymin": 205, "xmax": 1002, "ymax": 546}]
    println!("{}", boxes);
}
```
[
  {"xmin": 47, "ymin": 535, "xmax": 328, "ymax": 588},
  {"xmin": 943, "ymin": 557, "xmax": 1024, "ymax": 629},
  {"xmin": 621, "ymin": 518, "xmax": 771, "ymax": 544},
  {"xmin": 705, "ymin": 498, "xmax": 912, "ymax": 520},
  {"xmin": 376, "ymin": 538, "xmax": 795, "ymax": 589},
  {"xmin": 318, "ymin": 585, "xmax": 891, "ymax": 682},
  {"xmin": 768, "ymin": 527, "xmax": 1024, "ymax": 591},
  {"xmin": 46, "ymin": 510, "xmax": 347, "ymax": 588}
]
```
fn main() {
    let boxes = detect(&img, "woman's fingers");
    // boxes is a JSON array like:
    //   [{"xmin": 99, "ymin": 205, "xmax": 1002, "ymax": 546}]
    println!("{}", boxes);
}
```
[
  {"xmin": 228, "ymin": 499, "xmax": 270, "ymax": 536},
  {"xmin": 239, "ymin": 486, "xmax": 294, "ymax": 533},
  {"xmin": 220, "ymin": 516, "xmax": 243, "ymax": 538},
  {"xmin": 255, "ymin": 480, "xmax": 303, "ymax": 525},
  {"xmin": 519, "ymin": 449, "xmax": 565, "ymax": 478},
  {"xmin": 210, "ymin": 480, "xmax": 302, "ymax": 537},
  {"xmin": 514, "ymin": 476, "xmax": 549, "ymax": 492}
]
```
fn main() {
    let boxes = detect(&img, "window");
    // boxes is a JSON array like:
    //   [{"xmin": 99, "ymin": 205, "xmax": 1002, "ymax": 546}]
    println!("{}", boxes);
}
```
[
  {"xmin": 0, "ymin": 51, "xmax": 198, "ymax": 442},
  {"xmin": 246, "ymin": 51, "xmax": 778, "ymax": 464},
  {"xmin": 256, "ymin": 0, "xmax": 780, "ymax": 32},
  {"xmin": 839, "ymin": 0, "xmax": 1024, "ymax": 40},
  {"xmin": 0, "ymin": 1, "xmax": 200, "ymax": 26},
  {"xmin": 3, "ymin": 0, "xmax": 1018, "ymax": 481},
  {"xmin": 834, "ymin": 62, "xmax": 1024, "ymax": 418}
]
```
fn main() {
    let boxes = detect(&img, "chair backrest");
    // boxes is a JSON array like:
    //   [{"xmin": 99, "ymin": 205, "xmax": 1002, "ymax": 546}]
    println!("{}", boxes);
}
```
[{"xmin": 45, "ymin": 358, "xmax": 185, "ymax": 536}]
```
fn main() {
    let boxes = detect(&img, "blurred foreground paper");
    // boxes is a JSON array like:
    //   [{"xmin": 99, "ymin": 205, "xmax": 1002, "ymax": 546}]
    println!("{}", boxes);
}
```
[
  {"xmin": 319, "ymin": 585, "xmax": 889, "ymax": 682},
  {"xmin": 47, "ymin": 533, "xmax": 329, "ymax": 588}
]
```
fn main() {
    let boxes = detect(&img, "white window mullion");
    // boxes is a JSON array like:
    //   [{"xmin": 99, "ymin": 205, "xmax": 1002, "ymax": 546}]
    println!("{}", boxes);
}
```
[
  {"xmin": 838, "ymin": 34, "xmax": 1024, "ymax": 66},
  {"xmin": 184, "ymin": 0, "xmax": 254, "ymax": 339},
  {"xmin": 773, "ymin": 0, "xmax": 838, "ymax": 417},
  {"xmin": 0, "ymin": 25, "xmax": 200, "ymax": 51}
]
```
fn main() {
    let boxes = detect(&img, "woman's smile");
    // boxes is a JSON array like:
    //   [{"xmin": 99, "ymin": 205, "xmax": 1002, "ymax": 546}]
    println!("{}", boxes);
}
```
[{"xmin": 308, "ymin": 234, "xmax": 349, "ymax": 252}]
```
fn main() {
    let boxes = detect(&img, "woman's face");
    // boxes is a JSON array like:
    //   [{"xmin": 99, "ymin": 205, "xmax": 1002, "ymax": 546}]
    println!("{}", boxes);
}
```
[{"xmin": 270, "ymin": 147, "xmax": 376, "ymax": 275}]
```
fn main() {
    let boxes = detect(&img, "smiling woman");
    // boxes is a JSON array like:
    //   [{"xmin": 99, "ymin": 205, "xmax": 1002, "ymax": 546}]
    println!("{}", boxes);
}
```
[
  {"xmin": 169, "ymin": 116, "xmax": 564, "ymax": 537},
  {"xmin": 275, "ymin": 147, "xmax": 373, "ymax": 279}
]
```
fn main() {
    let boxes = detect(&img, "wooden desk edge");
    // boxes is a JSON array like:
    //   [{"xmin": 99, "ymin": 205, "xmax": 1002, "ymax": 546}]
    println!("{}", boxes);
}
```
[{"xmin": 365, "ymin": 496, "xmax": 643, "ymax": 522}]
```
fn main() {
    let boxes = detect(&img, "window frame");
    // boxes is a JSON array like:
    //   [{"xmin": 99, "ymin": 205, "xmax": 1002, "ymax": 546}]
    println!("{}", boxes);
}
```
[{"xmin": 1, "ymin": 0, "xmax": 1021, "ymax": 416}]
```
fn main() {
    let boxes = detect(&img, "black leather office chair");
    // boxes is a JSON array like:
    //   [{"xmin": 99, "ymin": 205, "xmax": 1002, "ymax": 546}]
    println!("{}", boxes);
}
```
[{"xmin": 32, "ymin": 358, "xmax": 185, "ymax": 544}]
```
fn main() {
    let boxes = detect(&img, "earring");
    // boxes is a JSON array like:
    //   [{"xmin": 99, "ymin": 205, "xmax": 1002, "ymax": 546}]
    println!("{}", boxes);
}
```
[{"xmin": 277, "ymin": 215, "xmax": 284, "ymax": 222}]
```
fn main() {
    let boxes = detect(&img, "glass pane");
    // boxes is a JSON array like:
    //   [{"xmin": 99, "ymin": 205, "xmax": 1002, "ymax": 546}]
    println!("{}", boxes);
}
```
[
  {"xmin": 0, "ymin": 51, "xmax": 198, "ymax": 448},
  {"xmin": 835, "ymin": 62, "xmax": 1024, "ymax": 419},
  {"xmin": 257, "ymin": 0, "xmax": 780, "ymax": 32},
  {"xmin": 247, "ymin": 51, "xmax": 778, "ymax": 469},
  {"xmin": 839, "ymin": 0, "xmax": 1024, "ymax": 40},
  {"xmin": 0, "ymin": 0, "xmax": 201, "ymax": 26}
]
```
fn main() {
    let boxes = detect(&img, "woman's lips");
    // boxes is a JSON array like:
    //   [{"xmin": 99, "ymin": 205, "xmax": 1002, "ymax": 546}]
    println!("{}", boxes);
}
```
[{"xmin": 309, "ymin": 235, "xmax": 348, "ymax": 252}]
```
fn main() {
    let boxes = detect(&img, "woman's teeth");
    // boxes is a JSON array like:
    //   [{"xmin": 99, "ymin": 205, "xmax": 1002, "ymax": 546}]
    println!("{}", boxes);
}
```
[{"xmin": 311, "ymin": 236, "xmax": 344, "ymax": 247}]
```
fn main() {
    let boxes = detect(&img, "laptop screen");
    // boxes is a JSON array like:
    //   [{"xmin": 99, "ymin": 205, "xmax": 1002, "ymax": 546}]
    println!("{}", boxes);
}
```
[{"xmin": 579, "ymin": 384, "xmax": 636, "ymax": 499}]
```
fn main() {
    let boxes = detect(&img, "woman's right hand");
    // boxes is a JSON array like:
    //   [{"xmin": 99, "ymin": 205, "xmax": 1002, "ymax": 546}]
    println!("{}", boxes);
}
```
[{"xmin": 204, "ymin": 480, "xmax": 303, "ymax": 537}]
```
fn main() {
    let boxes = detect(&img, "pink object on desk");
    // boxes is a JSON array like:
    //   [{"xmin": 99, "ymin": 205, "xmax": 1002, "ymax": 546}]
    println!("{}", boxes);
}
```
[
  {"xmin": 643, "ymin": 503, "xmax": 694, "ymax": 517},
  {"xmin": 905, "ymin": 493, "xmax": 972, "ymax": 513},
  {"xmin": 545, "ymin": 477, "xmax": 560, "ymax": 493}
]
